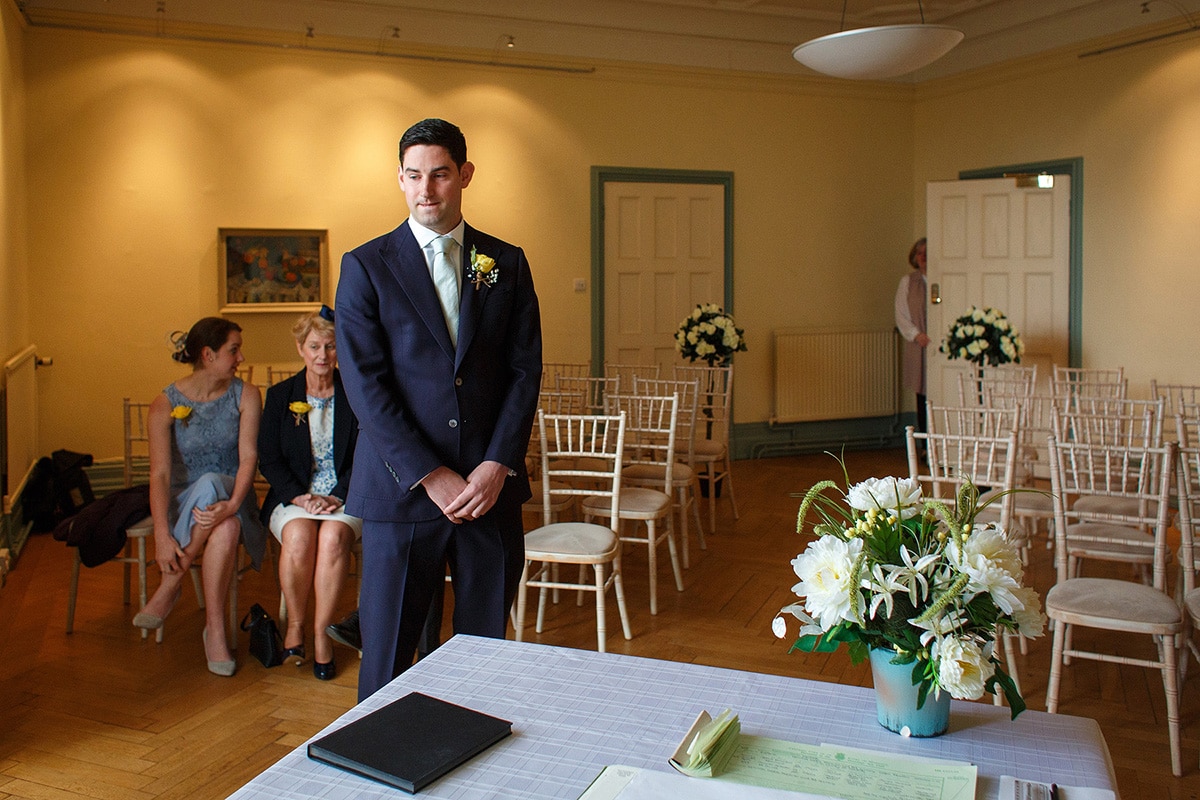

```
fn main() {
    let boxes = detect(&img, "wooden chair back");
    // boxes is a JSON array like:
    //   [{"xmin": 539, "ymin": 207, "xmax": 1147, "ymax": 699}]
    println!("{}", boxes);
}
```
[
  {"xmin": 1047, "ymin": 435, "xmax": 1175, "ymax": 588},
  {"xmin": 539, "ymin": 411, "xmax": 626, "ymax": 528},
  {"xmin": 123, "ymin": 398, "xmax": 152, "ymax": 488},
  {"xmin": 603, "ymin": 393, "xmax": 678, "ymax": 492},
  {"xmin": 604, "ymin": 363, "xmax": 661, "ymax": 393},
  {"xmin": 905, "ymin": 425, "xmax": 1019, "ymax": 533},
  {"xmin": 634, "ymin": 377, "xmax": 699, "ymax": 467},
  {"xmin": 556, "ymin": 375, "xmax": 618, "ymax": 414}
]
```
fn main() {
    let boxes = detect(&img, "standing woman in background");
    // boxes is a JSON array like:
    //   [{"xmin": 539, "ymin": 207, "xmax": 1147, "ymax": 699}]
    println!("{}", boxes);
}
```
[
  {"xmin": 257, "ymin": 308, "xmax": 360, "ymax": 681},
  {"xmin": 895, "ymin": 237, "xmax": 931, "ymax": 433},
  {"xmin": 133, "ymin": 317, "xmax": 265, "ymax": 677}
]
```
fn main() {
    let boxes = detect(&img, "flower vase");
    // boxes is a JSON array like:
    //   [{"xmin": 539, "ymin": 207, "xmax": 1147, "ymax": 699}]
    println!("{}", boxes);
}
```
[{"xmin": 868, "ymin": 648, "xmax": 950, "ymax": 737}]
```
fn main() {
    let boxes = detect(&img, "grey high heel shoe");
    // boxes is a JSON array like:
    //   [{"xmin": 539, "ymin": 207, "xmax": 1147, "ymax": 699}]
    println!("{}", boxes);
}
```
[{"xmin": 203, "ymin": 629, "xmax": 236, "ymax": 677}]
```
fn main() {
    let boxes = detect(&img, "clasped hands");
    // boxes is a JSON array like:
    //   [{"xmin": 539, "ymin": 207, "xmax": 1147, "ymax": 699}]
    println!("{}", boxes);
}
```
[
  {"xmin": 290, "ymin": 493, "xmax": 344, "ymax": 515},
  {"xmin": 421, "ymin": 461, "xmax": 509, "ymax": 524}
]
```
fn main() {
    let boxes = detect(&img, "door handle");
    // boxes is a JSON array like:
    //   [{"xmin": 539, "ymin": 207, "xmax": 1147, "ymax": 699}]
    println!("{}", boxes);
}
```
[{"xmin": 929, "ymin": 283, "xmax": 941, "ymax": 304}]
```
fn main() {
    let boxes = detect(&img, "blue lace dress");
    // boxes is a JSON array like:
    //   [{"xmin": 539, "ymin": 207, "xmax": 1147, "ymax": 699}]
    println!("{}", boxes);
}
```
[{"xmin": 163, "ymin": 378, "xmax": 265, "ymax": 568}]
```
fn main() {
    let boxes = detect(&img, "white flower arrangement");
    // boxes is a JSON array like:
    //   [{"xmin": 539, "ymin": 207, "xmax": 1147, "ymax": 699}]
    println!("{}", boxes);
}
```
[
  {"xmin": 774, "ymin": 469, "xmax": 1044, "ymax": 716},
  {"xmin": 939, "ymin": 306, "xmax": 1025, "ymax": 367},
  {"xmin": 674, "ymin": 303, "xmax": 747, "ymax": 366}
]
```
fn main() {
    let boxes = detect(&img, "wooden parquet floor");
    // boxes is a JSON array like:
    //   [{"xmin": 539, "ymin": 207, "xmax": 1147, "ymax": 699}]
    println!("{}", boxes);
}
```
[{"xmin": 2, "ymin": 449, "xmax": 1200, "ymax": 799}]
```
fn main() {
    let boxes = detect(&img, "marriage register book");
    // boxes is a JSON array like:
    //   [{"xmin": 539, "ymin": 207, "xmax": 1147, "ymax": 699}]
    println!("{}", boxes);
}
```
[{"xmin": 307, "ymin": 691, "xmax": 512, "ymax": 793}]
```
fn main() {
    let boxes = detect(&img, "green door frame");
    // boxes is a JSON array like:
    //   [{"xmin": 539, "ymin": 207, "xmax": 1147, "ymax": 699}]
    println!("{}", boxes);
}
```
[
  {"xmin": 958, "ymin": 158, "xmax": 1083, "ymax": 368},
  {"xmin": 589, "ymin": 167, "xmax": 735, "ymax": 371}
]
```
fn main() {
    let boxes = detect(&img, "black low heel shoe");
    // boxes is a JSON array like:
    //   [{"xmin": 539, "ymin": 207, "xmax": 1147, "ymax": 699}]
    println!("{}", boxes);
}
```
[
  {"xmin": 313, "ymin": 658, "xmax": 336, "ymax": 681},
  {"xmin": 282, "ymin": 644, "xmax": 306, "ymax": 666}
]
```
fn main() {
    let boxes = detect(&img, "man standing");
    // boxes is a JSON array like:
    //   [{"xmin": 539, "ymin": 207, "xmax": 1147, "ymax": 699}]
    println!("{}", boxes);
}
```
[{"xmin": 336, "ymin": 118, "xmax": 542, "ymax": 701}]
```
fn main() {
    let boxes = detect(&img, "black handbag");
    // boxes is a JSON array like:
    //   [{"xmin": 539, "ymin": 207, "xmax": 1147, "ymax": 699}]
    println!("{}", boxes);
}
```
[{"xmin": 240, "ymin": 603, "xmax": 284, "ymax": 668}]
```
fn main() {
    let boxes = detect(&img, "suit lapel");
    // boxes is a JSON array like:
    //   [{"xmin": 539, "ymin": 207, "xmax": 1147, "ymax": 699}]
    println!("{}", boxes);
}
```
[
  {"xmin": 381, "ymin": 222, "xmax": 456, "ymax": 359},
  {"xmin": 456, "ymin": 225, "xmax": 484, "ymax": 368}
]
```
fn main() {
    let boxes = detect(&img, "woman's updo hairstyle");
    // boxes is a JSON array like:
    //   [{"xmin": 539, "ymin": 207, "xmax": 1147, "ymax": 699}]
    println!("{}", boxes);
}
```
[
  {"xmin": 291, "ymin": 305, "xmax": 335, "ymax": 345},
  {"xmin": 170, "ymin": 317, "xmax": 242, "ymax": 364}
]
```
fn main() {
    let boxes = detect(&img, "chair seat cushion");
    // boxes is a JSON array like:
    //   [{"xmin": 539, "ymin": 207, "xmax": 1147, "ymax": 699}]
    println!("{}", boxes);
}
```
[
  {"xmin": 980, "ymin": 486, "xmax": 1053, "ymax": 514},
  {"xmin": 1073, "ymin": 496, "xmax": 1152, "ymax": 517},
  {"xmin": 582, "ymin": 488, "xmax": 670, "ymax": 519},
  {"xmin": 524, "ymin": 522, "xmax": 618, "ymax": 562},
  {"xmin": 1184, "ymin": 587, "xmax": 1200, "ymax": 626},
  {"xmin": 1047, "ymin": 577, "xmax": 1182, "ymax": 631},
  {"xmin": 523, "ymin": 482, "xmax": 574, "ymax": 512},
  {"xmin": 623, "ymin": 462, "xmax": 694, "ymax": 486},
  {"xmin": 1065, "ymin": 522, "xmax": 1154, "ymax": 561},
  {"xmin": 127, "ymin": 515, "xmax": 154, "ymax": 535},
  {"xmin": 693, "ymin": 440, "xmax": 725, "ymax": 459}
]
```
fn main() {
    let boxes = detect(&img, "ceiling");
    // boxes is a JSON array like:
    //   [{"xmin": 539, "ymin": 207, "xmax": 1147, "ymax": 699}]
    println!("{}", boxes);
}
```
[{"xmin": 15, "ymin": 0, "xmax": 1200, "ymax": 81}]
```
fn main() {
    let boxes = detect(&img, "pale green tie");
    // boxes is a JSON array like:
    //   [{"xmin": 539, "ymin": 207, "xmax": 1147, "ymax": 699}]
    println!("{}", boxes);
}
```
[{"xmin": 430, "ymin": 235, "xmax": 460, "ymax": 347}]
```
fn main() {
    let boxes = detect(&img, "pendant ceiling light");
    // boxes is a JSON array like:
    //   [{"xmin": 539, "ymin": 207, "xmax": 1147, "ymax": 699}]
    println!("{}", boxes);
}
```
[{"xmin": 792, "ymin": 1, "xmax": 963, "ymax": 80}]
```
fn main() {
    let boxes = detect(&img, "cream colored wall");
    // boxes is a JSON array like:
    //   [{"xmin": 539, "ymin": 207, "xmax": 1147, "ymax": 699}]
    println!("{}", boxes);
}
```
[
  {"xmin": 0, "ymin": 0, "xmax": 28, "ymax": 362},
  {"xmin": 24, "ymin": 28, "xmax": 915, "ymax": 459},
  {"xmin": 914, "ymin": 36, "xmax": 1200, "ymax": 397}
]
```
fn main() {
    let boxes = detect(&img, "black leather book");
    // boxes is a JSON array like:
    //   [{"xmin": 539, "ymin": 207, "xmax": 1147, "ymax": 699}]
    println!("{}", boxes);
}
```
[{"xmin": 307, "ymin": 692, "xmax": 513, "ymax": 793}]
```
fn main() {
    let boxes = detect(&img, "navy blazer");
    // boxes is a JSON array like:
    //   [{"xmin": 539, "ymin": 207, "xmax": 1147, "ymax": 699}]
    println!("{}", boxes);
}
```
[
  {"xmin": 257, "ymin": 367, "xmax": 358, "ymax": 523},
  {"xmin": 335, "ymin": 221, "xmax": 542, "ymax": 522}
]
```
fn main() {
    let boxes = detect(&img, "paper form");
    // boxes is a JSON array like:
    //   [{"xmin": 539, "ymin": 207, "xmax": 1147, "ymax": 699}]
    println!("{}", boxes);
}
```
[{"xmin": 717, "ymin": 736, "xmax": 976, "ymax": 800}]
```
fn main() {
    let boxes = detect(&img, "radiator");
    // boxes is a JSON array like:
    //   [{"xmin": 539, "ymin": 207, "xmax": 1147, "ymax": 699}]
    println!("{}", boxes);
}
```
[
  {"xmin": 3, "ymin": 345, "xmax": 39, "ymax": 515},
  {"xmin": 771, "ymin": 329, "xmax": 898, "ymax": 424}
]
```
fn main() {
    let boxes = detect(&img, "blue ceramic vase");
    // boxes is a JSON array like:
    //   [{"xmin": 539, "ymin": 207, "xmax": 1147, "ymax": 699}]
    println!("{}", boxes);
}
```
[{"xmin": 868, "ymin": 647, "xmax": 951, "ymax": 737}]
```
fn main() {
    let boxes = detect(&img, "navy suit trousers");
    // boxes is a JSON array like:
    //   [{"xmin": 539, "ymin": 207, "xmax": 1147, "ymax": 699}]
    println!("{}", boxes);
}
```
[{"xmin": 356, "ymin": 503, "xmax": 524, "ymax": 702}]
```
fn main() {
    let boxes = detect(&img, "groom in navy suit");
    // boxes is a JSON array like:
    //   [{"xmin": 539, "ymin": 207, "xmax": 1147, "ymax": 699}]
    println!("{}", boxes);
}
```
[{"xmin": 336, "ymin": 118, "xmax": 542, "ymax": 701}]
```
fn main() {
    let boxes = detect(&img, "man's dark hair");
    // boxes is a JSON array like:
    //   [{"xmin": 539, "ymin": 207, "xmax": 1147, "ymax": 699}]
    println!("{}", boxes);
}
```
[{"xmin": 399, "ymin": 118, "xmax": 467, "ymax": 167}]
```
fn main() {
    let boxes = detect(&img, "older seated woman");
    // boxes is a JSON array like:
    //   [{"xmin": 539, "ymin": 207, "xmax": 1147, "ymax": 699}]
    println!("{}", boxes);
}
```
[
  {"xmin": 133, "ymin": 317, "xmax": 265, "ymax": 677},
  {"xmin": 258, "ymin": 307, "xmax": 360, "ymax": 680}
]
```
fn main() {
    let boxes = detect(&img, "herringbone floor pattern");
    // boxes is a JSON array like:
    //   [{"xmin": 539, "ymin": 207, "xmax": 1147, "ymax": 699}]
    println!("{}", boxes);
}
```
[{"xmin": 1, "ymin": 449, "xmax": 1199, "ymax": 798}]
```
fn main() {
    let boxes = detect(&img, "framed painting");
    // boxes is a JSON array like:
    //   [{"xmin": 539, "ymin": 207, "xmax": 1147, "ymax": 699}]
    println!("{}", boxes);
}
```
[{"xmin": 218, "ymin": 228, "xmax": 329, "ymax": 313}]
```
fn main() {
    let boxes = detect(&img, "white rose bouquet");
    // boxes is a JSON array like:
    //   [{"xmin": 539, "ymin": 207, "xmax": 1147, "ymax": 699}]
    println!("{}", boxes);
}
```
[
  {"xmin": 675, "ymin": 303, "xmax": 747, "ymax": 366},
  {"xmin": 939, "ymin": 306, "xmax": 1024, "ymax": 367},
  {"xmin": 773, "ymin": 468, "xmax": 1044, "ymax": 717}
]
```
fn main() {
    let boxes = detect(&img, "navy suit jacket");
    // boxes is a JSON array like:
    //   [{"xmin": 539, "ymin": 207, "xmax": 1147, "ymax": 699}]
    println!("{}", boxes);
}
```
[
  {"xmin": 257, "ymin": 367, "xmax": 358, "ymax": 523},
  {"xmin": 335, "ymin": 221, "xmax": 542, "ymax": 522}
]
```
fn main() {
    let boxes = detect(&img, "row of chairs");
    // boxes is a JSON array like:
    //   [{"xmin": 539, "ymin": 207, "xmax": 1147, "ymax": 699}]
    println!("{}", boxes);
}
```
[
  {"xmin": 955, "ymin": 365, "xmax": 1200, "ymax": 551},
  {"xmin": 541, "ymin": 361, "xmax": 739, "ymax": 539},
  {"xmin": 515, "ymin": 361, "xmax": 739, "ymax": 652},
  {"xmin": 907, "ymin": 402, "xmax": 1200, "ymax": 777}
]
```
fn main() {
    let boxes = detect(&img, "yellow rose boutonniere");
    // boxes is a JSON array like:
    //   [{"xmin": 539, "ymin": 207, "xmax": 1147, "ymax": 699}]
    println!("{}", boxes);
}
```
[
  {"xmin": 169, "ymin": 405, "xmax": 192, "ymax": 425},
  {"xmin": 289, "ymin": 401, "xmax": 312, "ymax": 426},
  {"xmin": 468, "ymin": 246, "xmax": 499, "ymax": 290}
]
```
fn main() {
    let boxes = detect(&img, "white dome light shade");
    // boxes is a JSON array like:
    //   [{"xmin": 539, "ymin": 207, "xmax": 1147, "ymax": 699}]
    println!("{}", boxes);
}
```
[{"xmin": 792, "ymin": 24, "xmax": 964, "ymax": 80}]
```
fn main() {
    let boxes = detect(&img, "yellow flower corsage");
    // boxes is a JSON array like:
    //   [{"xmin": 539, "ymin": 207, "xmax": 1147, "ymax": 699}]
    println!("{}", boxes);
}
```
[
  {"xmin": 170, "ymin": 405, "xmax": 192, "ymax": 424},
  {"xmin": 468, "ymin": 246, "xmax": 499, "ymax": 290},
  {"xmin": 289, "ymin": 401, "xmax": 312, "ymax": 426}
]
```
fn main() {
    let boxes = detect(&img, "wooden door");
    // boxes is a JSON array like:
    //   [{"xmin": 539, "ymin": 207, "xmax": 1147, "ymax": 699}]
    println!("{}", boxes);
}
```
[
  {"xmin": 926, "ymin": 176, "xmax": 1070, "ymax": 405},
  {"xmin": 602, "ymin": 182, "xmax": 726, "ymax": 375}
]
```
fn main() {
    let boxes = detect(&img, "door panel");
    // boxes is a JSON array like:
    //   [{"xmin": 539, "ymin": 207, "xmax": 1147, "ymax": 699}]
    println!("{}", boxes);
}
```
[
  {"xmin": 926, "ymin": 176, "xmax": 1070, "ymax": 403},
  {"xmin": 603, "ymin": 182, "xmax": 725, "ymax": 375}
]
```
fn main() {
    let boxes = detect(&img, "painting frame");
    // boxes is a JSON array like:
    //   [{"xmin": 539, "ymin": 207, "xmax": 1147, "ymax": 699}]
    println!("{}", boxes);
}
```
[{"xmin": 218, "ymin": 228, "xmax": 330, "ymax": 313}]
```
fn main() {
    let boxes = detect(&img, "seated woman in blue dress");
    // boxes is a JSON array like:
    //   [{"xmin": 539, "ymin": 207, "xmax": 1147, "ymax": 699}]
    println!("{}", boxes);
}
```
[
  {"xmin": 133, "ymin": 317, "xmax": 265, "ymax": 677},
  {"xmin": 258, "ymin": 308, "xmax": 360, "ymax": 680}
]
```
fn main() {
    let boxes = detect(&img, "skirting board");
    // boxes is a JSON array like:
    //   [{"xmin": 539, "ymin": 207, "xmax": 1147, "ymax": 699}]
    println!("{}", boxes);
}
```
[{"xmin": 732, "ymin": 414, "xmax": 913, "ymax": 460}]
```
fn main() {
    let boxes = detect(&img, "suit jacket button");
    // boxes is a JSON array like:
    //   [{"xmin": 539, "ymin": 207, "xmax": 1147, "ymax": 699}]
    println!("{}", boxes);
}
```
[
  {"xmin": 448, "ymin": 419, "xmax": 458, "ymax": 428},
  {"xmin": 455, "ymin": 377, "xmax": 463, "ymax": 386}
]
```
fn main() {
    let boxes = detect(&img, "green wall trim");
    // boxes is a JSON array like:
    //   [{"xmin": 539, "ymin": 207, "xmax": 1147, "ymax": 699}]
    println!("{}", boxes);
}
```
[
  {"xmin": 732, "ymin": 417, "xmax": 910, "ymax": 461},
  {"xmin": 589, "ymin": 167, "xmax": 735, "ymax": 372},
  {"xmin": 958, "ymin": 158, "xmax": 1083, "ymax": 368}
]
